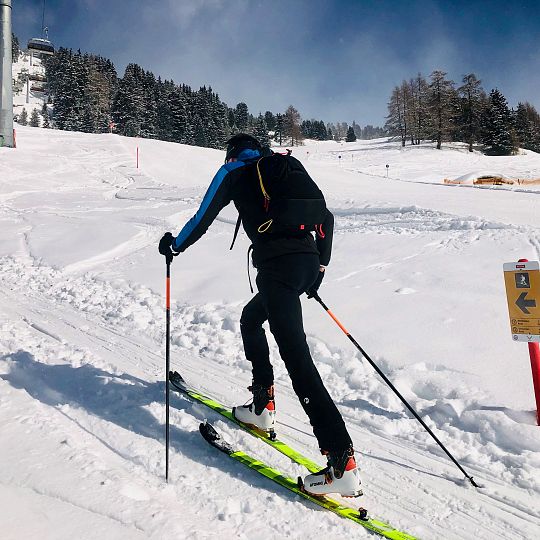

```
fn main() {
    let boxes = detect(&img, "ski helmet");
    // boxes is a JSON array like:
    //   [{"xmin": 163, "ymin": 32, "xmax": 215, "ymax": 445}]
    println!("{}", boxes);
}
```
[{"xmin": 225, "ymin": 133, "xmax": 262, "ymax": 162}]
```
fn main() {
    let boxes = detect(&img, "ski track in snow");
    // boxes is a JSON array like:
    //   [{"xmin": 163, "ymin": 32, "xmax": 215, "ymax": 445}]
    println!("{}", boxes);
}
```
[
  {"xmin": 1, "ymin": 254, "xmax": 539, "ymax": 539},
  {"xmin": 332, "ymin": 205, "xmax": 516, "ymax": 236},
  {"xmin": 1, "ymin": 130, "xmax": 540, "ymax": 539}
]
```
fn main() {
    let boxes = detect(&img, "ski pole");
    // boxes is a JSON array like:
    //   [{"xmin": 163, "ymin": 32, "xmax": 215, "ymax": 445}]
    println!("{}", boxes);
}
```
[
  {"xmin": 311, "ymin": 292, "xmax": 479, "ymax": 488},
  {"xmin": 165, "ymin": 259, "xmax": 171, "ymax": 482}
]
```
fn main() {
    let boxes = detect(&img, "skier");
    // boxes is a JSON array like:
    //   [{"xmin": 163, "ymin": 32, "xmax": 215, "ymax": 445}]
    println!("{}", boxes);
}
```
[{"xmin": 159, "ymin": 134, "xmax": 361, "ymax": 497}]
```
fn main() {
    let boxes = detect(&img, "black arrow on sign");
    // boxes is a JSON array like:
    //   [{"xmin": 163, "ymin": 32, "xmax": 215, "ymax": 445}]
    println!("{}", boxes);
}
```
[{"xmin": 516, "ymin": 292, "xmax": 536, "ymax": 314}]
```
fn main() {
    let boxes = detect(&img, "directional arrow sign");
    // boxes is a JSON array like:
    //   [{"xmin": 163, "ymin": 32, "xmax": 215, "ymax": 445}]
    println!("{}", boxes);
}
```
[
  {"xmin": 516, "ymin": 292, "xmax": 537, "ymax": 314},
  {"xmin": 504, "ymin": 261, "xmax": 540, "ymax": 342}
]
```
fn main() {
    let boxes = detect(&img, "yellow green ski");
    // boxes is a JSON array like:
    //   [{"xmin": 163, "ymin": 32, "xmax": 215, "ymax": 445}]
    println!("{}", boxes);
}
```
[
  {"xmin": 170, "ymin": 371, "xmax": 418, "ymax": 539},
  {"xmin": 199, "ymin": 421, "xmax": 417, "ymax": 540},
  {"xmin": 169, "ymin": 370, "xmax": 321, "ymax": 472}
]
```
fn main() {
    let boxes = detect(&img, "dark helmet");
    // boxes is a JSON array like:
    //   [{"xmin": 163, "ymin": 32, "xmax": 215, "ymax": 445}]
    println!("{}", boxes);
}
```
[{"xmin": 225, "ymin": 133, "xmax": 263, "ymax": 162}]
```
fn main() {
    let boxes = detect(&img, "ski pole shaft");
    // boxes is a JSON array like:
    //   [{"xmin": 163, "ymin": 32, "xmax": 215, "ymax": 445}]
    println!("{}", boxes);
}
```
[
  {"xmin": 165, "ymin": 260, "xmax": 171, "ymax": 482},
  {"xmin": 312, "ymin": 292, "xmax": 478, "ymax": 488}
]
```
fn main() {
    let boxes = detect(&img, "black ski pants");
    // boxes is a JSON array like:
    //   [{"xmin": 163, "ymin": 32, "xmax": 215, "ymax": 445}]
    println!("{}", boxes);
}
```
[{"xmin": 240, "ymin": 253, "xmax": 353, "ymax": 451}]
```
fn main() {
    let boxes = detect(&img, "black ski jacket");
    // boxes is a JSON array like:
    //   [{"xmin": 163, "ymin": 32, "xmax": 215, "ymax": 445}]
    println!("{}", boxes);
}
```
[{"xmin": 172, "ymin": 148, "xmax": 334, "ymax": 267}]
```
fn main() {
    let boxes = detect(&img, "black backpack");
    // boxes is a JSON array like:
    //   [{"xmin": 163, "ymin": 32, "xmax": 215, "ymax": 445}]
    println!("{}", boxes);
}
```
[{"xmin": 230, "ymin": 152, "xmax": 327, "ymax": 249}]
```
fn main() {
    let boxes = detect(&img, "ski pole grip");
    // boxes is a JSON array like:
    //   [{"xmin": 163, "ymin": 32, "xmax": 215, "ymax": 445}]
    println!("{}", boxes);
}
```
[{"xmin": 311, "ymin": 292, "xmax": 326, "ymax": 308}]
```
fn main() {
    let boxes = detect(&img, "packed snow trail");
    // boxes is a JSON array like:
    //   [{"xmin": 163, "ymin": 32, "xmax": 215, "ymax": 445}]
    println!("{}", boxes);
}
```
[{"xmin": 1, "ymin": 127, "xmax": 540, "ymax": 539}]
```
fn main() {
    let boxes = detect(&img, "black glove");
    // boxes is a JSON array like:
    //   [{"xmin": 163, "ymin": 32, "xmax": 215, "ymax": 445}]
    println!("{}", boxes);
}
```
[
  {"xmin": 158, "ymin": 232, "xmax": 177, "ymax": 264},
  {"xmin": 307, "ymin": 269, "xmax": 325, "ymax": 299}
]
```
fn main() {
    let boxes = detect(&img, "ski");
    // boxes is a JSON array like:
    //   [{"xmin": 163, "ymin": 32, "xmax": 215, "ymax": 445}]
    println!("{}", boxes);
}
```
[
  {"xmin": 199, "ymin": 421, "xmax": 417, "ymax": 540},
  {"xmin": 169, "ymin": 370, "xmax": 322, "ymax": 472}
]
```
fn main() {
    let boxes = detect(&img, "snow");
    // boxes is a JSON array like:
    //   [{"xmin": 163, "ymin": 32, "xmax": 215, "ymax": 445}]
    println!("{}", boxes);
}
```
[{"xmin": 1, "ymin": 128, "xmax": 540, "ymax": 539}]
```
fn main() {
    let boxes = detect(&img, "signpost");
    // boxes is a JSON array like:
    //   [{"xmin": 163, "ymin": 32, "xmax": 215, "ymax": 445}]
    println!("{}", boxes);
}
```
[
  {"xmin": 504, "ymin": 260, "xmax": 540, "ymax": 342},
  {"xmin": 504, "ymin": 259, "xmax": 540, "ymax": 424}
]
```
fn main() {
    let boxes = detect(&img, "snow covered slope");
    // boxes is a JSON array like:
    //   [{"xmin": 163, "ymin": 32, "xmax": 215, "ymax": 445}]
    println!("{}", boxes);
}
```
[{"xmin": 1, "ymin": 128, "xmax": 539, "ymax": 539}]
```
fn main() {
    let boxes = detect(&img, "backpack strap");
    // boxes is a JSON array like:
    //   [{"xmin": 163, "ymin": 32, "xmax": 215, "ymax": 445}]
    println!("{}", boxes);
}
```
[
  {"xmin": 256, "ymin": 158, "xmax": 271, "ymax": 211},
  {"xmin": 247, "ymin": 245, "xmax": 254, "ymax": 293},
  {"xmin": 229, "ymin": 214, "xmax": 242, "ymax": 250}
]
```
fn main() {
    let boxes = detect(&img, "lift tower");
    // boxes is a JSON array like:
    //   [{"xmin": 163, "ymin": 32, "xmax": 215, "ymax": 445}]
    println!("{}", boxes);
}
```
[{"xmin": 0, "ymin": 0, "xmax": 13, "ymax": 147}]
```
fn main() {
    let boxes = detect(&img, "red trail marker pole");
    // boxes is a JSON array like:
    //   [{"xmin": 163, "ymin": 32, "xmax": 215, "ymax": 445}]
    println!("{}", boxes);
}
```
[
  {"xmin": 529, "ymin": 342, "xmax": 540, "ymax": 425},
  {"xmin": 518, "ymin": 258, "xmax": 540, "ymax": 425}
]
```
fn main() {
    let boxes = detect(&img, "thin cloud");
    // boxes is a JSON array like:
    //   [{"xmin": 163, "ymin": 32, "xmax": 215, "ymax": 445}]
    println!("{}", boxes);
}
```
[{"xmin": 10, "ymin": 0, "xmax": 540, "ymax": 124}]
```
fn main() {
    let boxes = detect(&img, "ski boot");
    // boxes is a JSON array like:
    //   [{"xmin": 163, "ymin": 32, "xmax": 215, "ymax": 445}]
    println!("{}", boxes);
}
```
[
  {"xmin": 301, "ymin": 446, "xmax": 362, "ymax": 498},
  {"xmin": 233, "ymin": 384, "xmax": 276, "ymax": 437}
]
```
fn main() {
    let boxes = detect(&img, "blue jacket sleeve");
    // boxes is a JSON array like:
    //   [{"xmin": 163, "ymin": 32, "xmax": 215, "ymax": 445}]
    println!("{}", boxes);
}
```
[{"xmin": 173, "ymin": 162, "xmax": 243, "ymax": 253}]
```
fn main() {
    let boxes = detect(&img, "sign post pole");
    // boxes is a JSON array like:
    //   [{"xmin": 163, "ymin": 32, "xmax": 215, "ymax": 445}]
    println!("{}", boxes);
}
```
[{"xmin": 504, "ymin": 258, "xmax": 540, "ymax": 425}]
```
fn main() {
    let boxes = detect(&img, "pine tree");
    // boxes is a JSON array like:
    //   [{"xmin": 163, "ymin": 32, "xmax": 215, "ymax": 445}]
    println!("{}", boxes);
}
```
[
  {"xmin": 301, "ymin": 120, "xmax": 312, "ymax": 139},
  {"xmin": 168, "ymin": 86, "xmax": 191, "ymax": 143},
  {"xmin": 44, "ymin": 48, "xmax": 112, "ymax": 133},
  {"xmin": 41, "ymin": 103, "xmax": 50, "ymax": 128},
  {"xmin": 332, "ymin": 122, "xmax": 349, "ymax": 141},
  {"xmin": 457, "ymin": 73, "xmax": 484, "ymax": 152},
  {"xmin": 188, "ymin": 87, "xmax": 221, "ymax": 148},
  {"xmin": 284, "ymin": 105, "xmax": 302, "ymax": 146},
  {"xmin": 235, "ymin": 102, "xmax": 249, "ymax": 131},
  {"xmin": 274, "ymin": 113, "xmax": 284, "ymax": 145},
  {"xmin": 155, "ymin": 79, "xmax": 170, "ymax": 140},
  {"xmin": 84, "ymin": 55, "xmax": 118, "ymax": 133},
  {"xmin": 29, "ymin": 109, "xmax": 41, "ymax": 127},
  {"xmin": 81, "ymin": 104, "xmax": 95, "ymax": 133},
  {"xmin": 11, "ymin": 33, "xmax": 20, "ymax": 63},
  {"xmin": 207, "ymin": 90, "xmax": 229, "ymax": 149},
  {"xmin": 315, "ymin": 120, "xmax": 327, "ymax": 140},
  {"xmin": 192, "ymin": 114, "xmax": 207, "ymax": 147},
  {"xmin": 140, "ymin": 70, "xmax": 158, "ymax": 138},
  {"xmin": 514, "ymin": 102, "xmax": 540, "ymax": 153},
  {"xmin": 18, "ymin": 108, "xmax": 28, "ymax": 125},
  {"xmin": 409, "ymin": 74, "xmax": 430, "ymax": 144},
  {"xmin": 427, "ymin": 70, "xmax": 456, "ymax": 149},
  {"xmin": 483, "ymin": 89, "xmax": 516, "ymax": 155},
  {"xmin": 46, "ymin": 49, "xmax": 81, "ymax": 130},
  {"xmin": 253, "ymin": 114, "xmax": 270, "ymax": 146},
  {"xmin": 227, "ymin": 108, "xmax": 236, "ymax": 130},
  {"xmin": 264, "ymin": 111, "xmax": 276, "ymax": 131},
  {"xmin": 299, "ymin": 119, "xmax": 328, "ymax": 141},
  {"xmin": 346, "ymin": 126, "xmax": 356, "ymax": 142},
  {"xmin": 112, "ymin": 63, "xmax": 147, "ymax": 136},
  {"xmin": 385, "ymin": 86, "xmax": 407, "ymax": 146}
]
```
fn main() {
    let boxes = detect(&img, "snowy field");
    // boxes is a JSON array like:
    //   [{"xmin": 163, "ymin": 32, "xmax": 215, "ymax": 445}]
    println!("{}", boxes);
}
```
[{"xmin": 1, "ymin": 127, "xmax": 540, "ymax": 539}]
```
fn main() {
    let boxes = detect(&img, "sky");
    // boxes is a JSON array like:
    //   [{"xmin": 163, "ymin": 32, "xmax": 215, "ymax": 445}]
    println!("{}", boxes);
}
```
[{"xmin": 11, "ymin": 0, "xmax": 540, "ymax": 126}]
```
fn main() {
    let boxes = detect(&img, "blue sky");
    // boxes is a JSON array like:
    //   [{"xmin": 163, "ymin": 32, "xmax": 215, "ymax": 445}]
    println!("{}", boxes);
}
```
[{"xmin": 12, "ymin": 0, "xmax": 540, "ymax": 126}]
